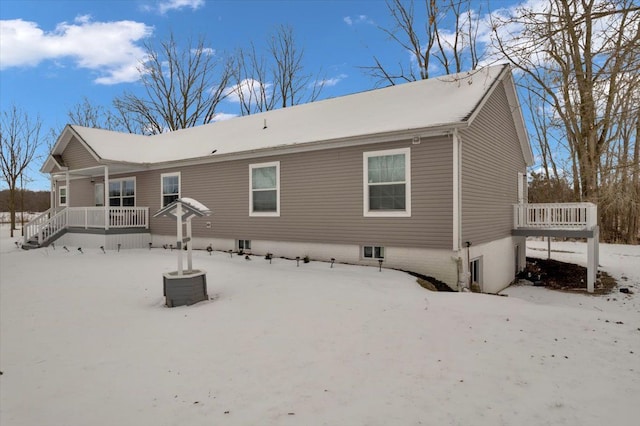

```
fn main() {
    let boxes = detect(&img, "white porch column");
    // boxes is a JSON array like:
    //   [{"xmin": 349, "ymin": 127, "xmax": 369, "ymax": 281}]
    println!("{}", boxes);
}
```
[
  {"xmin": 50, "ymin": 175, "xmax": 55, "ymax": 213},
  {"xmin": 104, "ymin": 166, "xmax": 109, "ymax": 230},
  {"xmin": 65, "ymin": 171, "xmax": 70, "ymax": 207}
]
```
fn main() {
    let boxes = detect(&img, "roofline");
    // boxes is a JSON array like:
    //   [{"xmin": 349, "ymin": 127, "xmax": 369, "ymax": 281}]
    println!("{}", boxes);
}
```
[
  {"xmin": 96, "ymin": 123, "xmax": 462, "ymax": 173},
  {"xmin": 47, "ymin": 123, "xmax": 462, "ymax": 176},
  {"xmin": 465, "ymin": 64, "xmax": 510, "ymax": 125},
  {"xmin": 40, "ymin": 124, "xmax": 104, "ymax": 173},
  {"xmin": 464, "ymin": 64, "xmax": 533, "ymax": 166},
  {"xmin": 503, "ymin": 70, "xmax": 534, "ymax": 166}
]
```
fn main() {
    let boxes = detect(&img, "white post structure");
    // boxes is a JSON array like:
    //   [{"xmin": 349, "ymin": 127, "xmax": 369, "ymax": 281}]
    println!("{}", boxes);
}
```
[
  {"xmin": 586, "ymin": 225, "xmax": 600, "ymax": 293},
  {"xmin": 186, "ymin": 218, "xmax": 193, "ymax": 273},
  {"xmin": 176, "ymin": 202, "xmax": 183, "ymax": 276}
]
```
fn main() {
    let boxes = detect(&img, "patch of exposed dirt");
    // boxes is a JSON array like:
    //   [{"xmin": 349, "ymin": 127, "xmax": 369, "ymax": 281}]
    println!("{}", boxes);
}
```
[
  {"xmin": 520, "ymin": 257, "xmax": 617, "ymax": 295},
  {"xmin": 402, "ymin": 270, "xmax": 455, "ymax": 292}
]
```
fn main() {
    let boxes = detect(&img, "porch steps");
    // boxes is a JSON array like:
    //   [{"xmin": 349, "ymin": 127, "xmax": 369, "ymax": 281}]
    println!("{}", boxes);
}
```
[
  {"xmin": 21, "ymin": 240, "xmax": 40, "ymax": 250},
  {"xmin": 21, "ymin": 228, "xmax": 66, "ymax": 250}
]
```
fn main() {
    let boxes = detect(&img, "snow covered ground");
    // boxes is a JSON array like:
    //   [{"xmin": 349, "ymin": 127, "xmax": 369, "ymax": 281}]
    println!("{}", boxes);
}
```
[{"xmin": 1, "ymin": 227, "xmax": 638, "ymax": 426}]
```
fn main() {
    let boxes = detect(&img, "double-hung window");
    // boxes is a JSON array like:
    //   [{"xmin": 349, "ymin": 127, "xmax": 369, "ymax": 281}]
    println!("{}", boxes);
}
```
[
  {"xmin": 109, "ymin": 178, "xmax": 135, "ymax": 207},
  {"xmin": 250, "ymin": 161, "xmax": 280, "ymax": 216},
  {"xmin": 363, "ymin": 147, "xmax": 411, "ymax": 217},
  {"xmin": 58, "ymin": 186, "xmax": 67, "ymax": 207},
  {"xmin": 161, "ymin": 172, "xmax": 181, "ymax": 207}
]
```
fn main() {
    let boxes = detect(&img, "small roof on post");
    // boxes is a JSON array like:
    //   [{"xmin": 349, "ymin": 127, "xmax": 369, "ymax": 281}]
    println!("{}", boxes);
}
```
[{"xmin": 153, "ymin": 197, "xmax": 212, "ymax": 222}]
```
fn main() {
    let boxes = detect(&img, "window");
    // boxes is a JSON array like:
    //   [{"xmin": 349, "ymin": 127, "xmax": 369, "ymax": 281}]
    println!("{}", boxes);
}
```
[
  {"xmin": 59, "ymin": 186, "xmax": 67, "ymax": 206},
  {"xmin": 250, "ymin": 161, "xmax": 280, "ymax": 216},
  {"xmin": 363, "ymin": 148, "xmax": 411, "ymax": 217},
  {"xmin": 109, "ymin": 178, "xmax": 135, "ymax": 207},
  {"xmin": 363, "ymin": 245, "xmax": 385, "ymax": 259},
  {"xmin": 161, "ymin": 172, "xmax": 180, "ymax": 207},
  {"xmin": 237, "ymin": 240, "xmax": 251, "ymax": 251}
]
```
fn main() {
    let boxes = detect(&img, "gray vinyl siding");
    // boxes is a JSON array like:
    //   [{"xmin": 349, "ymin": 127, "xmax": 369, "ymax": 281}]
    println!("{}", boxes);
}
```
[
  {"xmin": 68, "ymin": 179, "xmax": 94, "ymax": 207},
  {"xmin": 61, "ymin": 137, "xmax": 99, "ymax": 170},
  {"xmin": 131, "ymin": 137, "xmax": 453, "ymax": 249},
  {"xmin": 460, "ymin": 81, "xmax": 527, "ymax": 244}
]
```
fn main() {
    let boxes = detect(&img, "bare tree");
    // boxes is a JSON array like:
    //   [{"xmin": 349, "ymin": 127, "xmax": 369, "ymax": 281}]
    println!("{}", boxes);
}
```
[
  {"xmin": 230, "ymin": 43, "xmax": 276, "ymax": 115},
  {"xmin": 269, "ymin": 24, "xmax": 324, "ymax": 108},
  {"xmin": 229, "ymin": 24, "xmax": 325, "ymax": 115},
  {"xmin": 491, "ymin": 0, "xmax": 640, "ymax": 242},
  {"xmin": 68, "ymin": 97, "xmax": 125, "ymax": 131},
  {"xmin": 114, "ymin": 32, "xmax": 233, "ymax": 134},
  {"xmin": 0, "ymin": 105, "xmax": 42, "ymax": 237},
  {"xmin": 366, "ymin": 0, "xmax": 483, "ymax": 85}
]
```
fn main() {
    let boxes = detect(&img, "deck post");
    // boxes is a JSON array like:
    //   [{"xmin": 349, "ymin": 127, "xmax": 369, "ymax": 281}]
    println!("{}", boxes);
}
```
[{"xmin": 547, "ymin": 237, "xmax": 551, "ymax": 259}]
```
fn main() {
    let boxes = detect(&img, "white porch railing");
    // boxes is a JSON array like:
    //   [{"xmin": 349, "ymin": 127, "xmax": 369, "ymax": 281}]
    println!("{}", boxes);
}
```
[
  {"xmin": 23, "ymin": 207, "xmax": 149, "ymax": 246},
  {"xmin": 513, "ymin": 202, "xmax": 597, "ymax": 229},
  {"xmin": 23, "ymin": 208, "xmax": 68, "ymax": 246},
  {"xmin": 67, "ymin": 207, "xmax": 149, "ymax": 229}
]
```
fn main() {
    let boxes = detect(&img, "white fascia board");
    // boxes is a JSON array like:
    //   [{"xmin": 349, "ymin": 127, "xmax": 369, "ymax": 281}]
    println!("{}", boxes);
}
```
[
  {"xmin": 41, "ymin": 125, "xmax": 104, "ymax": 173},
  {"xmin": 503, "ymin": 73, "xmax": 534, "ymax": 166},
  {"xmin": 140, "ymin": 125, "xmax": 461, "ymax": 173}
]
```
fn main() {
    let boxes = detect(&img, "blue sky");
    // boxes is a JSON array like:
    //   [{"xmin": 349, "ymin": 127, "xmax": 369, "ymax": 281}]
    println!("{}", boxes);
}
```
[{"xmin": 1, "ymin": 0, "xmax": 523, "ymax": 190}]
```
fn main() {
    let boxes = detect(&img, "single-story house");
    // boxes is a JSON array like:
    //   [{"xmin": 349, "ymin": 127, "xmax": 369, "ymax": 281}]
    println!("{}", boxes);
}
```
[{"xmin": 28, "ymin": 64, "xmax": 598, "ymax": 293}]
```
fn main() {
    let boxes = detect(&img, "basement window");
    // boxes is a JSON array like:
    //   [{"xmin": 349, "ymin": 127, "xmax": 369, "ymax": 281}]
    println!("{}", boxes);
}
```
[
  {"xmin": 237, "ymin": 240, "xmax": 251, "ymax": 251},
  {"xmin": 363, "ymin": 245, "xmax": 385, "ymax": 259}
]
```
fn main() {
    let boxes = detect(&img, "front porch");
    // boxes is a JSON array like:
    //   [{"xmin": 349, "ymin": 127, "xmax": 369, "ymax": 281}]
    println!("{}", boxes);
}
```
[
  {"xmin": 23, "ymin": 206, "xmax": 149, "ymax": 249},
  {"xmin": 512, "ymin": 202, "xmax": 599, "ymax": 292}
]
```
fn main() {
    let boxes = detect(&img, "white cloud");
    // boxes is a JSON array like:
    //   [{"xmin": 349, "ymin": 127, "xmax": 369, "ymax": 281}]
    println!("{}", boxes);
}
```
[
  {"xmin": 343, "ymin": 15, "xmax": 373, "ymax": 26},
  {"xmin": 209, "ymin": 112, "xmax": 237, "ymax": 122},
  {"xmin": 158, "ymin": 0, "xmax": 205, "ymax": 14},
  {"xmin": 318, "ymin": 73, "xmax": 347, "ymax": 87},
  {"xmin": 191, "ymin": 47, "xmax": 215, "ymax": 56},
  {"xmin": 224, "ymin": 78, "xmax": 273, "ymax": 104},
  {"xmin": 0, "ymin": 16, "xmax": 153, "ymax": 85}
]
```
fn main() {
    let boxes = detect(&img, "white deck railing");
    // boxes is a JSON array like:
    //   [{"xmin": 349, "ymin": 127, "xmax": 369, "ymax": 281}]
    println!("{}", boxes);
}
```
[
  {"xmin": 67, "ymin": 207, "xmax": 149, "ymax": 229},
  {"xmin": 24, "ymin": 207, "xmax": 149, "ymax": 246},
  {"xmin": 513, "ymin": 202, "xmax": 597, "ymax": 229}
]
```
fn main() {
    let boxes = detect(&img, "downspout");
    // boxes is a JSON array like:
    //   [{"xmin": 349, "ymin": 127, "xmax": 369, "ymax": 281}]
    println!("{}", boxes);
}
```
[{"xmin": 452, "ymin": 129, "xmax": 467, "ymax": 291}]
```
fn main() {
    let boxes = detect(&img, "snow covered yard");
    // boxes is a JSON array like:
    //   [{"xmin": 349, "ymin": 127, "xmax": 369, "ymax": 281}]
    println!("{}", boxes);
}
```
[{"xmin": 1, "ymin": 229, "xmax": 639, "ymax": 426}]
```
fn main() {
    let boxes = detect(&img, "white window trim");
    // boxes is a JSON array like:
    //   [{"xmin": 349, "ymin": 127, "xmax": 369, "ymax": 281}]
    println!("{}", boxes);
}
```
[
  {"xmin": 108, "ymin": 177, "xmax": 136, "ymax": 207},
  {"xmin": 161, "ymin": 172, "xmax": 181, "ymax": 207},
  {"xmin": 363, "ymin": 147, "xmax": 411, "ymax": 217},
  {"xmin": 58, "ymin": 185, "xmax": 67, "ymax": 207},
  {"xmin": 249, "ymin": 161, "xmax": 280, "ymax": 217}
]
